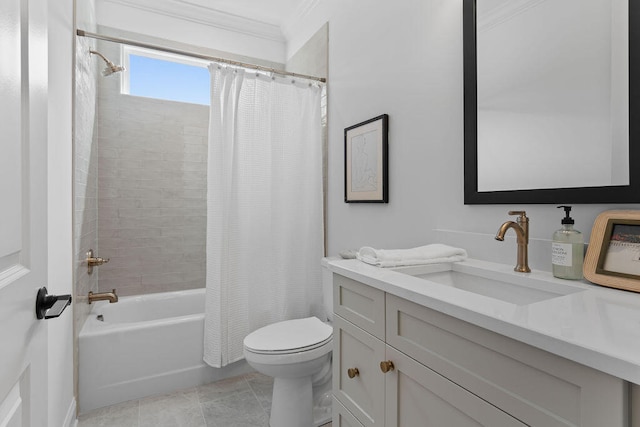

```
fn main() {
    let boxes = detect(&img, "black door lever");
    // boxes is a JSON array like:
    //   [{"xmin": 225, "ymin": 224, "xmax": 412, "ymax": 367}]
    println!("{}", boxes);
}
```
[{"xmin": 36, "ymin": 287, "xmax": 72, "ymax": 319}]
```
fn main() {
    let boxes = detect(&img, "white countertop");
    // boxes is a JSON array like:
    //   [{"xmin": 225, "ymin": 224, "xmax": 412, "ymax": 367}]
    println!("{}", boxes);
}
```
[{"xmin": 328, "ymin": 258, "xmax": 640, "ymax": 385}]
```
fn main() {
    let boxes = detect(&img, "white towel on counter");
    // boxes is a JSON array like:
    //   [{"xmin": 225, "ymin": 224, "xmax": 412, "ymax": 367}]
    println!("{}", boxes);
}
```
[{"xmin": 356, "ymin": 244, "xmax": 468, "ymax": 268}]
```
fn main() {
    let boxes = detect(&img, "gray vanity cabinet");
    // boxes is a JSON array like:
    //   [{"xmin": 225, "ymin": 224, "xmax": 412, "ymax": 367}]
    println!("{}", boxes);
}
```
[
  {"xmin": 383, "ymin": 345, "xmax": 526, "ymax": 426},
  {"xmin": 333, "ymin": 316, "xmax": 385, "ymax": 426},
  {"xmin": 332, "ymin": 273, "xmax": 627, "ymax": 427},
  {"xmin": 333, "ymin": 275, "xmax": 386, "ymax": 426}
]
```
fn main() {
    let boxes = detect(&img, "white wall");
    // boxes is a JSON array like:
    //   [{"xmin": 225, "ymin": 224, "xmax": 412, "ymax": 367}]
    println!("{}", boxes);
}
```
[
  {"xmin": 76, "ymin": 0, "xmax": 97, "ymax": 32},
  {"xmin": 287, "ymin": 0, "xmax": 640, "ymax": 272},
  {"xmin": 48, "ymin": 0, "xmax": 75, "ymax": 425},
  {"xmin": 286, "ymin": 23, "xmax": 328, "ymax": 79}
]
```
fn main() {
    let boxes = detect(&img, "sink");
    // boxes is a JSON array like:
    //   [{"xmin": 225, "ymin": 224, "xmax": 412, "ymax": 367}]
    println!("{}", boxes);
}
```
[{"xmin": 393, "ymin": 261, "xmax": 585, "ymax": 305}]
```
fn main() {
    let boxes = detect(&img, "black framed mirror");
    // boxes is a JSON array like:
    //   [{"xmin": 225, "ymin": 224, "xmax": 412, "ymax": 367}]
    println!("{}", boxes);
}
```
[{"xmin": 464, "ymin": 0, "xmax": 640, "ymax": 204}]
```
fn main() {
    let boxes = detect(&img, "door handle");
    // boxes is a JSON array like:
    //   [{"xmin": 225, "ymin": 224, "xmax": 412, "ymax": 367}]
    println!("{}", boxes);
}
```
[{"xmin": 35, "ymin": 287, "xmax": 72, "ymax": 319}]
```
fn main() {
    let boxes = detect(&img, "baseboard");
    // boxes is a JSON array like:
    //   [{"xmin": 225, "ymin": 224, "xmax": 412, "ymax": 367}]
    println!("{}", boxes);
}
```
[{"xmin": 63, "ymin": 398, "xmax": 78, "ymax": 427}]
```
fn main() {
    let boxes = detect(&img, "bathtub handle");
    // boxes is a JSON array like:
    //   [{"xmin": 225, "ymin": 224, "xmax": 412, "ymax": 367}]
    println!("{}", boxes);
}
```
[
  {"xmin": 87, "ymin": 249, "xmax": 110, "ymax": 275},
  {"xmin": 35, "ymin": 287, "xmax": 72, "ymax": 320}
]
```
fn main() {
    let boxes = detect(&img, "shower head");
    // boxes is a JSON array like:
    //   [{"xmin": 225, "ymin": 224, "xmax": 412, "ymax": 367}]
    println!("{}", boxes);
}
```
[
  {"xmin": 89, "ymin": 50, "xmax": 125, "ymax": 77},
  {"xmin": 101, "ymin": 63, "xmax": 125, "ymax": 77}
]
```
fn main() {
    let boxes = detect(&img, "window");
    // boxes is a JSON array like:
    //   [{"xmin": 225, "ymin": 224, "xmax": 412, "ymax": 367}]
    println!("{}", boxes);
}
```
[{"xmin": 122, "ymin": 46, "xmax": 210, "ymax": 105}]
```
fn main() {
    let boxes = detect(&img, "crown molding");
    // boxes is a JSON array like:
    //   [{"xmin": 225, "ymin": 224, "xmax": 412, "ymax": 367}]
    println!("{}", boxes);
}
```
[
  {"xmin": 477, "ymin": 0, "xmax": 548, "ymax": 33},
  {"xmin": 280, "ymin": 0, "xmax": 322, "ymax": 40},
  {"xmin": 98, "ymin": 0, "xmax": 285, "ymax": 42}
]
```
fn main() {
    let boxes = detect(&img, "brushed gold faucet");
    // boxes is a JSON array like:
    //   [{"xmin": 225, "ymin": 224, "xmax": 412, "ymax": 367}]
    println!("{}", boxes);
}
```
[
  {"xmin": 495, "ymin": 211, "xmax": 531, "ymax": 273},
  {"xmin": 88, "ymin": 289, "xmax": 118, "ymax": 304}
]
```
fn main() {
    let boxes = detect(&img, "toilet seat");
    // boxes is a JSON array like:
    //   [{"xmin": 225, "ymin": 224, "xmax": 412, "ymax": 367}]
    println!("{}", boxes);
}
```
[{"xmin": 244, "ymin": 316, "xmax": 332, "ymax": 354}]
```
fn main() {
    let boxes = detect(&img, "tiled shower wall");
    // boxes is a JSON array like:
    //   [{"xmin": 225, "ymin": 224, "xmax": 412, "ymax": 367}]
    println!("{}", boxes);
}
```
[
  {"xmin": 74, "ymin": 36, "xmax": 99, "ymax": 326},
  {"xmin": 95, "ymin": 42, "xmax": 209, "ymax": 296}
]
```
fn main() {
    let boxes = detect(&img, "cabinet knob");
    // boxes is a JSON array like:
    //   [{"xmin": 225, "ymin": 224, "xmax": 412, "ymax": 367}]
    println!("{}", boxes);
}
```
[
  {"xmin": 380, "ymin": 360, "xmax": 395, "ymax": 373},
  {"xmin": 347, "ymin": 368, "xmax": 359, "ymax": 379}
]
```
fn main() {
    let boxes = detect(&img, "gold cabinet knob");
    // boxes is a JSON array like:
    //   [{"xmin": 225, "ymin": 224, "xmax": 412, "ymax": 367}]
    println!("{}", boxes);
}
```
[
  {"xmin": 380, "ymin": 360, "xmax": 394, "ymax": 373},
  {"xmin": 347, "ymin": 368, "xmax": 359, "ymax": 379}
]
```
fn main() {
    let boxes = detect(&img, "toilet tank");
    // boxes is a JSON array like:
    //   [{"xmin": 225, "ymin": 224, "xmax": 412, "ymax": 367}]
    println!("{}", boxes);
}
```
[{"xmin": 321, "ymin": 257, "xmax": 337, "ymax": 322}]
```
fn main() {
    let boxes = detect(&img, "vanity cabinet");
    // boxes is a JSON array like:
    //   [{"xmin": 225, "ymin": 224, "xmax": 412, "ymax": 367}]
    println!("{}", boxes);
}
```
[
  {"xmin": 332, "ymin": 274, "xmax": 627, "ymax": 427},
  {"xmin": 333, "ymin": 315, "xmax": 385, "ymax": 426},
  {"xmin": 333, "ymin": 275, "xmax": 385, "ymax": 426}
]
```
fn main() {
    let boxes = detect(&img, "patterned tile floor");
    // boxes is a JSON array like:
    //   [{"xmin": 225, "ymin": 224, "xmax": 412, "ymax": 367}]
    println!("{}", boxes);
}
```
[{"xmin": 77, "ymin": 372, "xmax": 332, "ymax": 427}]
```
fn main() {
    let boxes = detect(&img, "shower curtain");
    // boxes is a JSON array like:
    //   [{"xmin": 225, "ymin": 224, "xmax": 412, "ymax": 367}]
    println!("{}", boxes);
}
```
[{"xmin": 204, "ymin": 64, "xmax": 325, "ymax": 368}]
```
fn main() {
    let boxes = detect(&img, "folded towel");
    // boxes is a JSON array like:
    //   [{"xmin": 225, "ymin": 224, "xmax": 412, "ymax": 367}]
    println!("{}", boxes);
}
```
[{"xmin": 356, "ymin": 244, "xmax": 468, "ymax": 268}]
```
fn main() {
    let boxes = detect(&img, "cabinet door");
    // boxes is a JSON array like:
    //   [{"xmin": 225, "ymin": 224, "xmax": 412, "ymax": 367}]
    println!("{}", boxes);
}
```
[
  {"xmin": 387, "ymin": 294, "xmax": 626, "ymax": 427},
  {"xmin": 384, "ymin": 346, "xmax": 526, "ymax": 427},
  {"xmin": 334, "ymin": 275, "xmax": 385, "ymax": 339},
  {"xmin": 334, "ymin": 316, "xmax": 386, "ymax": 426},
  {"xmin": 334, "ymin": 397, "xmax": 365, "ymax": 427}
]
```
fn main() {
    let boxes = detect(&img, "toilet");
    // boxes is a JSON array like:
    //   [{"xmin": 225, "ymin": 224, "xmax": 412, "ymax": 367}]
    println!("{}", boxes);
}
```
[{"xmin": 243, "ymin": 258, "xmax": 334, "ymax": 427}]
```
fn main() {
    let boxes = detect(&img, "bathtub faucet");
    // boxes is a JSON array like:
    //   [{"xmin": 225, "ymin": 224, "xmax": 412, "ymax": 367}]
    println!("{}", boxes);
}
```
[{"xmin": 88, "ymin": 289, "xmax": 119, "ymax": 304}]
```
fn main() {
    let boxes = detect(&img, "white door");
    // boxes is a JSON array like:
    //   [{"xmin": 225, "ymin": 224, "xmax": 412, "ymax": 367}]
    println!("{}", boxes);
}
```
[{"xmin": 0, "ymin": 0, "xmax": 50, "ymax": 425}]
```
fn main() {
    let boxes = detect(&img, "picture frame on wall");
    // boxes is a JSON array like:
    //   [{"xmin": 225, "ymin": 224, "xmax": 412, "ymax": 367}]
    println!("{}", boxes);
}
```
[
  {"xmin": 344, "ymin": 114, "xmax": 389, "ymax": 203},
  {"xmin": 584, "ymin": 210, "xmax": 640, "ymax": 293}
]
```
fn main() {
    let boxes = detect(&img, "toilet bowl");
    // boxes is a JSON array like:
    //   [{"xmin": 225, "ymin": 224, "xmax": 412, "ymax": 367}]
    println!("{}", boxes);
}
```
[{"xmin": 243, "ymin": 258, "xmax": 335, "ymax": 427}]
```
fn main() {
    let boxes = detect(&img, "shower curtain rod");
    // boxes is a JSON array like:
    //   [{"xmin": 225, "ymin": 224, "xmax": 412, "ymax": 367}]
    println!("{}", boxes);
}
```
[{"xmin": 76, "ymin": 29, "xmax": 327, "ymax": 83}]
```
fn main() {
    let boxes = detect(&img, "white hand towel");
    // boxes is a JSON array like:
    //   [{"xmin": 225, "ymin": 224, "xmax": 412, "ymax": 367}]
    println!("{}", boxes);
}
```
[{"xmin": 356, "ymin": 244, "xmax": 468, "ymax": 268}]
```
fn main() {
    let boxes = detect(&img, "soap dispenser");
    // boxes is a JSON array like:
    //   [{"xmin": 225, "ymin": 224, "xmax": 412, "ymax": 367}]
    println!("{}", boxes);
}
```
[{"xmin": 552, "ymin": 206, "xmax": 584, "ymax": 280}]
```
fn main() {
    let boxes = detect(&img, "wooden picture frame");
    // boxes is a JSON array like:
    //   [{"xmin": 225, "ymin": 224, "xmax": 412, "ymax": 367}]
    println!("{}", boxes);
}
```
[
  {"xmin": 584, "ymin": 210, "xmax": 640, "ymax": 293},
  {"xmin": 344, "ymin": 114, "xmax": 389, "ymax": 203}
]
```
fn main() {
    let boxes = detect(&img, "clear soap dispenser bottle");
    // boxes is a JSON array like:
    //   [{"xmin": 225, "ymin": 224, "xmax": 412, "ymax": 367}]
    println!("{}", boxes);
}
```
[{"xmin": 552, "ymin": 205, "xmax": 584, "ymax": 280}]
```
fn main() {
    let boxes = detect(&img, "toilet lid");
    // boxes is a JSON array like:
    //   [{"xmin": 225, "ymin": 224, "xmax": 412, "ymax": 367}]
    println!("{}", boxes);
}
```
[{"xmin": 244, "ymin": 317, "xmax": 333, "ymax": 353}]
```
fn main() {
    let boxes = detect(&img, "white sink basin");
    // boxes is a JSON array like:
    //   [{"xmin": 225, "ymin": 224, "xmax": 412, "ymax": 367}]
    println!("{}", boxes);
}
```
[{"xmin": 393, "ymin": 261, "xmax": 586, "ymax": 305}]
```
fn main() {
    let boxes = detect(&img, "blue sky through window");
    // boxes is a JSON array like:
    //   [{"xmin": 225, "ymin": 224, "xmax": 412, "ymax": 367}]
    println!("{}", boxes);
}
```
[{"xmin": 128, "ymin": 54, "xmax": 210, "ymax": 105}]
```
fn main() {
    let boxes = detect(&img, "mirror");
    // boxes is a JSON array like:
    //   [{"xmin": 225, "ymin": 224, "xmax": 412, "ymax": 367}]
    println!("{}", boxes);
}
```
[{"xmin": 464, "ymin": 0, "xmax": 640, "ymax": 204}]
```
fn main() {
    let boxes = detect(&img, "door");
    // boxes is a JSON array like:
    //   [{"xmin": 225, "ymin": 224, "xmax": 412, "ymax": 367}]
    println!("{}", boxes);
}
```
[
  {"xmin": 384, "ymin": 347, "xmax": 527, "ymax": 427},
  {"xmin": 0, "ymin": 0, "xmax": 49, "ymax": 425},
  {"xmin": 333, "ymin": 316, "xmax": 385, "ymax": 427},
  {"xmin": 333, "ymin": 397, "xmax": 365, "ymax": 427}
]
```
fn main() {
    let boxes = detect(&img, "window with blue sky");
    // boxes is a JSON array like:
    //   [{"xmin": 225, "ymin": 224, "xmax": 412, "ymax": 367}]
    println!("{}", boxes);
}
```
[{"xmin": 123, "ymin": 47, "xmax": 210, "ymax": 105}]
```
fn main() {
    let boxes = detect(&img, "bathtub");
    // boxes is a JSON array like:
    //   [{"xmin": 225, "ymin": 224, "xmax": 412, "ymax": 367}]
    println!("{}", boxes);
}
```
[{"xmin": 78, "ymin": 288, "xmax": 252, "ymax": 413}]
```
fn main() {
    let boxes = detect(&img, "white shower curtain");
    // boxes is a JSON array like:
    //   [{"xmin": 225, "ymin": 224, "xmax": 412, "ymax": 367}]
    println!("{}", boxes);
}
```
[{"xmin": 204, "ymin": 64, "xmax": 325, "ymax": 368}]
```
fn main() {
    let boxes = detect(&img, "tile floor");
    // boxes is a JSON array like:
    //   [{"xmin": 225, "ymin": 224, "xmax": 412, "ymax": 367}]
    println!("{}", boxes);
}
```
[{"xmin": 77, "ymin": 372, "xmax": 332, "ymax": 427}]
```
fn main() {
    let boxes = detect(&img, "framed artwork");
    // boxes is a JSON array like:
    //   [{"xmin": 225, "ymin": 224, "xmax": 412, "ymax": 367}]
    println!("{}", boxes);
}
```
[
  {"xmin": 344, "ymin": 114, "xmax": 389, "ymax": 203},
  {"xmin": 584, "ymin": 210, "xmax": 640, "ymax": 293}
]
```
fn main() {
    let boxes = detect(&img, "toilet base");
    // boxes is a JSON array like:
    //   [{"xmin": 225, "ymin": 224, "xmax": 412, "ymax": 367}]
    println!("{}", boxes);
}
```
[
  {"xmin": 268, "ymin": 376, "xmax": 332, "ymax": 427},
  {"xmin": 270, "ymin": 376, "xmax": 312, "ymax": 427}
]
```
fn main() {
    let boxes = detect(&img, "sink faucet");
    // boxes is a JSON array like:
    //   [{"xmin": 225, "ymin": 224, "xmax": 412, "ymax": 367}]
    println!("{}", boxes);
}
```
[
  {"xmin": 88, "ymin": 289, "xmax": 118, "ymax": 304},
  {"xmin": 495, "ymin": 211, "xmax": 531, "ymax": 273}
]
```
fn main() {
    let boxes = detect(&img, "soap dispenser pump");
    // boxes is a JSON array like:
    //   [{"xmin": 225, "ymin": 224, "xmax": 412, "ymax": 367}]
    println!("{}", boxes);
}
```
[{"xmin": 552, "ymin": 205, "xmax": 584, "ymax": 280}]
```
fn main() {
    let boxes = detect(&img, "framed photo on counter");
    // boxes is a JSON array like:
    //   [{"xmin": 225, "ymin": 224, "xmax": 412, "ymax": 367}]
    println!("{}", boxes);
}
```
[{"xmin": 584, "ymin": 210, "xmax": 640, "ymax": 293}]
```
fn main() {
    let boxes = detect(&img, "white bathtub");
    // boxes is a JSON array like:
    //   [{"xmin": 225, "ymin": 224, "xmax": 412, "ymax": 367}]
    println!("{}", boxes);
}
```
[{"xmin": 78, "ymin": 288, "xmax": 251, "ymax": 413}]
